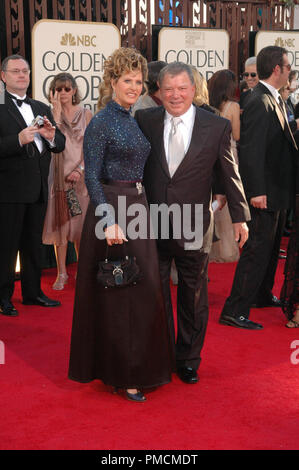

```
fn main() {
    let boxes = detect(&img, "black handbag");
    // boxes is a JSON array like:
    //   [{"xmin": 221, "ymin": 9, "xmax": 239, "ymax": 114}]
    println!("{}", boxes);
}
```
[
  {"xmin": 66, "ymin": 184, "xmax": 82, "ymax": 217},
  {"xmin": 97, "ymin": 244, "xmax": 143, "ymax": 288}
]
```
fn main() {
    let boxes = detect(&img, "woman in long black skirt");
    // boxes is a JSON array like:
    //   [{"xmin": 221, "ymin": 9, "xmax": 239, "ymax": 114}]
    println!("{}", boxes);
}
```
[
  {"xmin": 280, "ymin": 193, "xmax": 299, "ymax": 328},
  {"xmin": 68, "ymin": 47, "xmax": 174, "ymax": 402}
]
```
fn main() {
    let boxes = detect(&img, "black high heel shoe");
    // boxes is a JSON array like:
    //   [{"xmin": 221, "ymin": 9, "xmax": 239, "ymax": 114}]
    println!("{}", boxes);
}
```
[
  {"xmin": 112, "ymin": 387, "xmax": 146, "ymax": 402},
  {"xmin": 125, "ymin": 390, "xmax": 146, "ymax": 403}
]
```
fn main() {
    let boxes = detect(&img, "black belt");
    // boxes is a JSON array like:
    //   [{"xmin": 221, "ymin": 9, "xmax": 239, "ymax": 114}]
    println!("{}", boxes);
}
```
[{"xmin": 102, "ymin": 179, "xmax": 142, "ymax": 188}]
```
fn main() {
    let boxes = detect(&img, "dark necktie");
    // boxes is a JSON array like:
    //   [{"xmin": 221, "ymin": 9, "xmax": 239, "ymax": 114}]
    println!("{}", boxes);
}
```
[
  {"xmin": 278, "ymin": 95, "xmax": 286, "ymax": 114},
  {"xmin": 7, "ymin": 93, "xmax": 30, "ymax": 107}
]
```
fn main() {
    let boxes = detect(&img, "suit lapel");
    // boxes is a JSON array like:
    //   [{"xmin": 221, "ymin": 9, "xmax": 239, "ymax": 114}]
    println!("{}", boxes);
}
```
[
  {"xmin": 5, "ymin": 91, "xmax": 28, "ymax": 129},
  {"xmin": 27, "ymin": 98, "xmax": 47, "ymax": 155},
  {"xmin": 273, "ymin": 96, "xmax": 298, "ymax": 149},
  {"xmin": 257, "ymin": 83, "xmax": 297, "ymax": 150},
  {"xmin": 153, "ymin": 108, "xmax": 171, "ymax": 178},
  {"xmin": 28, "ymin": 98, "xmax": 40, "ymax": 119}
]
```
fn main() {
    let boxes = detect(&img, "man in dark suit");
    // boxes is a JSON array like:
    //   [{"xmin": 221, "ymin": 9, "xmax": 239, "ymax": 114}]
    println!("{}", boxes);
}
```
[
  {"xmin": 135, "ymin": 62, "xmax": 250, "ymax": 384},
  {"xmin": 220, "ymin": 46, "xmax": 298, "ymax": 330},
  {"xmin": 0, "ymin": 54, "xmax": 65, "ymax": 316},
  {"xmin": 239, "ymin": 56, "xmax": 259, "ymax": 112}
]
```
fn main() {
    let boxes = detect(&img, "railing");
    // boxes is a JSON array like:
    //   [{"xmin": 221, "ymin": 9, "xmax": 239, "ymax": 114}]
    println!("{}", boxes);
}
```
[{"xmin": 1, "ymin": 1, "xmax": 294, "ymax": 77}]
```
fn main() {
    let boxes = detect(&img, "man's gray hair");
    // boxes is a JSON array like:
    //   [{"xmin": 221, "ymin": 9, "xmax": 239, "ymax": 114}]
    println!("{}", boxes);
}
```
[
  {"xmin": 1, "ymin": 54, "xmax": 30, "ymax": 72},
  {"xmin": 158, "ymin": 62, "xmax": 195, "ymax": 86},
  {"xmin": 244, "ymin": 56, "xmax": 257, "ymax": 68}
]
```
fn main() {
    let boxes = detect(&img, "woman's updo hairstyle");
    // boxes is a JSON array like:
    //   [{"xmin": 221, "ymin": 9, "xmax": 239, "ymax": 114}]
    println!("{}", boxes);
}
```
[{"xmin": 97, "ymin": 47, "xmax": 148, "ymax": 110}]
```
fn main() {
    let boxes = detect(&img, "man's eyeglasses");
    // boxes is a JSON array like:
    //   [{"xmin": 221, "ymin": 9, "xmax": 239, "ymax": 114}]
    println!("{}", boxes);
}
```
[
  {"xmin": 283, "ymin": 64, "xmax": 292, "ymax": 71},
  {"xmin": 5, "ymin": 69, "xmax": 30, "ymax": 75},
  {"xmin": 55, "ymin": 86, "xmax": 72, "ymax": 92},
  {"xmin": 243, "ymin": 72, "xmax": 257, "ymax": 78}
]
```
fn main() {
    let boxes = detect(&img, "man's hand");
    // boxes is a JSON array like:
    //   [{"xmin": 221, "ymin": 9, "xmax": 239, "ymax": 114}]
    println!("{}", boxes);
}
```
[
  {"xmin": 233, "ymin": 222, "xmax": 249, "ymax": 249},
  {"xmin": 214, "ymin": 194, "xmax": 227, "ymax": 210},
  {"xmin": 18, "ymin": 126, "xmax": 37, "ymax": 146},
  {"xmin": 36, "ymin": 116, "xmax": 56, "ymax": 141},
  {"xmin": 250, "ymin": 195, "xmax": 267, "ymax": 209}
]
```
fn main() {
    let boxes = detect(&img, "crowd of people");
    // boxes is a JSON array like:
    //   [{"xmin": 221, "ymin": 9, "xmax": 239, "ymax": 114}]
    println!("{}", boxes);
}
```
[{"xmin": 0, "ymin": 45, "xmax": 298, "ymax": 403}]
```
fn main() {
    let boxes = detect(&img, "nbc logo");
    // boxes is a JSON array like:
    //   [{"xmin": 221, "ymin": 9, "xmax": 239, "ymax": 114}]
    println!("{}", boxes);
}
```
[{"xmin": 60, "ymin": 33, "xmax": 96, "ymax": 47}]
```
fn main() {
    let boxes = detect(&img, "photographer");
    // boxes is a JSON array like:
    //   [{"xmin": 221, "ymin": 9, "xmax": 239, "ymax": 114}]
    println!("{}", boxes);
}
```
[{"xmin": 0, "ymin": 54, "xmax": 65, "ymax": 317}]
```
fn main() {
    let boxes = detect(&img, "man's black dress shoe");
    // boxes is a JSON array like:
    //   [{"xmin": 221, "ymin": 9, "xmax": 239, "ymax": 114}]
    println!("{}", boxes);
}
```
[
  {"xmin": 219, "ymin": 315, "xmax": 263, "ymax": 330},
  {"xmin": 23, "ymin": 293, "xmax": 61, "ymax": 307},
  {"xmin": 0, "ymin": 300, "xmax": 18, "ymax": 317},
  {"xmin": 252, "ymin": 295, "xmax": 282, "ymax": 308},
  {"xmin": 177, "ymin": 367, "xmax": 199, "ymax": 384}
]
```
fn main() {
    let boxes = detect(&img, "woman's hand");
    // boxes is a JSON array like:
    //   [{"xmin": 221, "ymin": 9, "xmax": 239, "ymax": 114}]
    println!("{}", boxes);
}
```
[
  {"xmin": 66, "ymin": 170, "xmax": 81, "ymax": 183},
  {"xmin": 50, "ymin": 88, "xmax": 62, "ymax": 121},
  {"xmin": 105, "ymin": 224, "xmax": 128, "ymax": 246}
]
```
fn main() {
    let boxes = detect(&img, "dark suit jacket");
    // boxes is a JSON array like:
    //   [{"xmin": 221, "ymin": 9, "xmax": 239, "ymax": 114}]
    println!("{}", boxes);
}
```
[
  {"xmin": 135, "ymin": 105, "xmax": 250, "ymax": 251},
  {"xmin": 239, "ymin": 88, "xmax": 253, "ymax": 110},
  {"xmin": 239, "ymin": 82, "xmax": 297, "ymax": 211},
  {"xmin": 0, "ymin": 91, "xmax": 65, "ymax": 203}
]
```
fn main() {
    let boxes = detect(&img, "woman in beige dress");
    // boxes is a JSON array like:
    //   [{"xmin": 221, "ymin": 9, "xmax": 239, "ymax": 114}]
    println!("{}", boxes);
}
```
[
  {"xmin": 208, "ymin": 69, "xmax": 241, "ymax": 263},
  {"xmin": 43, "ymin": 73, "xmax": 92, "ymax": 289}
]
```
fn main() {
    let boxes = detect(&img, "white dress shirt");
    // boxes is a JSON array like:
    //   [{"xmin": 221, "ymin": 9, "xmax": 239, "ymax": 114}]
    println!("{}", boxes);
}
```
[
  {"xmin": 164, "ymin": 104, "xmax": 196, "ymax": 160},
  {"xmin": 259, "ymin": 80, "xmax": 280, "ymax": 104},
  {"xmin": 9, "ymin": 92, "xmax": 44, "ymax": 153}
]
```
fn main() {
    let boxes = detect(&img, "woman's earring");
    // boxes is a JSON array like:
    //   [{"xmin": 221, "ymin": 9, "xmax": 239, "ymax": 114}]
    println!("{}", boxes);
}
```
[{"xmin": 72, "ymin": 95, "xmax": 75, "ymax": 104}]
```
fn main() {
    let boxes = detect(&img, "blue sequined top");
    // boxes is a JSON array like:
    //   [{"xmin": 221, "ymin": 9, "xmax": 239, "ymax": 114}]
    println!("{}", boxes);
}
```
[{"xmin": 83, "ymin": 100, "xmax": 151, "ymax": 226}]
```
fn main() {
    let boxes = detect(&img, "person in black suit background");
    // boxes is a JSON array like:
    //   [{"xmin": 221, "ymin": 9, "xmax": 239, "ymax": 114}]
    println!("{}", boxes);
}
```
[
  {"xmin": 220, "ymin": 46, "xmax": 298, "ymax": 330},
  {"xmin": 239, "ymin": 57, "xmax": 259, "ymax": 112},
  {"xmin": 0, "ymin": 54, "xmax": 65, "ymax": 316},
  {"xmin": 135, "ymin": 62, "xmax": 250, "ymax": 385}
]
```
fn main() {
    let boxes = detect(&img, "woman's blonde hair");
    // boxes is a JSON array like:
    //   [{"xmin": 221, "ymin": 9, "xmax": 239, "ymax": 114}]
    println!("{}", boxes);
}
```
[
  {"xmin": 97, "ymin": 47, "xmax": 148, "ymax": 110},
  {"xmin": 191, "ymin": 66, "xmax": 209, "ymax": 106}
]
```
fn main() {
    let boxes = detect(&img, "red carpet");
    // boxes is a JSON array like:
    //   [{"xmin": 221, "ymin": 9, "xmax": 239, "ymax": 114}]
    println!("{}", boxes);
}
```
[{"xmin": 0, "ymin": 243, "xmax": 298, "ymax": 450}]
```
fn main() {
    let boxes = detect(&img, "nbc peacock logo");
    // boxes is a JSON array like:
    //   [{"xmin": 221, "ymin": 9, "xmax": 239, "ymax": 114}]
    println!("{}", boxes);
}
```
[
  {"xmin": 274, "ymin": 37, "xmax": 295, "ymax": 48},
  {"xmin": 60, "ymin": 33, "xmax": 96, "ymax": 47},
  {"xmin": 60, "ymin": 33, "xmax": 76, "ymax": 46}
]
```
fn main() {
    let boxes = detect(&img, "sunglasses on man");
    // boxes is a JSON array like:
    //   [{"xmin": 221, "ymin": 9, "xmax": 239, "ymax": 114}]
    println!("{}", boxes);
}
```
[{"xmin": 243, "ymin": 72, "xmax": 257, "ymax": 78}]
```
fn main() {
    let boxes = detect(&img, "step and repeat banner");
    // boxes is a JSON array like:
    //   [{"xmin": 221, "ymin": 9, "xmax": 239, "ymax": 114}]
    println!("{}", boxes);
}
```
[
  {"xmin": 255, "ymin": 30, "xmax": 299, "ymax": 103},
  {"xmin": 32, "ymin": 20, "xmax": 120, "ymax": 112},
  {"xmin": 158, "ymin": 27, "xmax": 230, "ymax": 81},
  {"xmin": 255, "ymin": 30, "xmax": 299, "ymax": 69}
]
